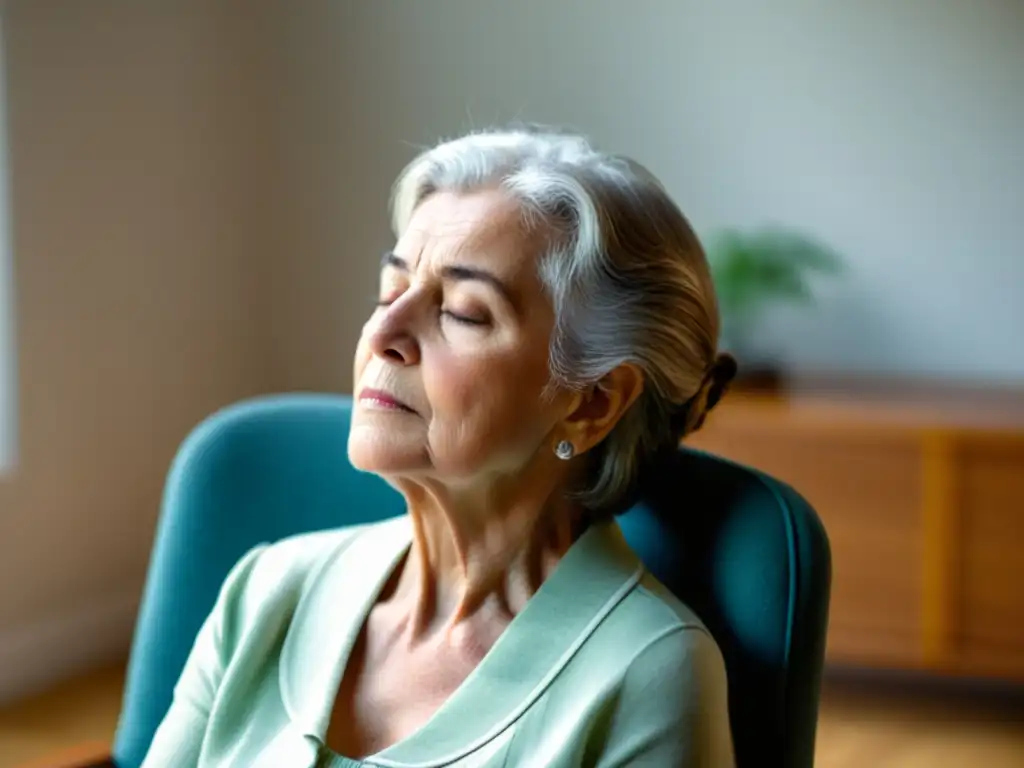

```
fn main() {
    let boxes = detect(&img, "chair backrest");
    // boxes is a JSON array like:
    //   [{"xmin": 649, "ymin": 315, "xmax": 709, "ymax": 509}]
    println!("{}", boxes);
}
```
[{"xmin": 114, "ymin": 394, "xmax": 830, "ymax": 768}]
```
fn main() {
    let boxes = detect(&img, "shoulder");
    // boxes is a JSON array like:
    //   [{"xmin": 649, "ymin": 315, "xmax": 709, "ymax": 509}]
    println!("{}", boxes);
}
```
[
  {"xmin": 613, "ymin": 570, "xmax": 726, "ymax": 688},
  {"xmin": 247, "ymin": 524, "xmax": 368, "ymax": 587},
  {"xmin": 633, "ymin": 570, "xmax": 710, "ymax": 634},
  {"xmin": 237, "ymin": 525, "xmax": 364, "ymax": 594},
  {"xmin": 587, "ymin": 573, "xmax": 735, "ymax": 765},
  {"xmin": 218, "ymin": 517, "xmax": 404, "ymax": 632},
  {"xmin": 599, "ymin": 565, "xmax": 717, "ymax": 654}
]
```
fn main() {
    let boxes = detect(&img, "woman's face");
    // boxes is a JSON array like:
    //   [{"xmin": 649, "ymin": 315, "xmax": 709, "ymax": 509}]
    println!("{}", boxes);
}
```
[{"xmin": 349, "ymin": 189, "xmax": 568, "ymax": 486}]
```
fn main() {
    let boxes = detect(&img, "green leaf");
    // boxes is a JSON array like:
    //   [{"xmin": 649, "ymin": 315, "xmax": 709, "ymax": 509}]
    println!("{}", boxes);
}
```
[{"xmin": 706, "ymin": 226, "xmax": 845, "ymax": 323}]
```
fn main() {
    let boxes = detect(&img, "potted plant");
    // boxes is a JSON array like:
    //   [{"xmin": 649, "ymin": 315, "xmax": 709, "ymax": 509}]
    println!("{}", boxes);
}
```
[{"xmin": 706, "ymin": 227, "xmax": 844, "ymax": 391}]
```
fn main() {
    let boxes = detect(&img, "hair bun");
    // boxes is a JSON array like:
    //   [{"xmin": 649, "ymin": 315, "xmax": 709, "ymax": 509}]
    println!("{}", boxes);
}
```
[
  {"xmin": 705, "ymin": 353, "xmax": 738, "ymax": 411},
  {"xmin": 666, "ymin": 353, "xmax": 738, "ymax": 440}
]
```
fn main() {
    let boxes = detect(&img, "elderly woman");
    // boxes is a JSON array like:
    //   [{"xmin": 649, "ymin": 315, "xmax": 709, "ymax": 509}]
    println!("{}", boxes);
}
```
[{"xmin": 143, "ymin": 127, "xmax": 737, "ymax": 767}]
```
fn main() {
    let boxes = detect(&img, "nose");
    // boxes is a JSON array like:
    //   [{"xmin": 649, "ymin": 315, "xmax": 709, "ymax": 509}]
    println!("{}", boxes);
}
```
[{"xmin": 367, "ymin": 304, "xmax": 421, "ymax": 366}]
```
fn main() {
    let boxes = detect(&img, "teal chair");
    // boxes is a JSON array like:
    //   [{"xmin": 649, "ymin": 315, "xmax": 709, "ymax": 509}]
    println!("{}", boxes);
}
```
[{"xmin": 110, "ymin": 394, "xmax": 830, "ymax": 768}]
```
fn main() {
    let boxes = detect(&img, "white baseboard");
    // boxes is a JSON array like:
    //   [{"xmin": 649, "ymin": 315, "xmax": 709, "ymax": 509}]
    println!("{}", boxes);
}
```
[{"xmin": 0, "ymin": 588, "xmax": 139, "ymax": 706}]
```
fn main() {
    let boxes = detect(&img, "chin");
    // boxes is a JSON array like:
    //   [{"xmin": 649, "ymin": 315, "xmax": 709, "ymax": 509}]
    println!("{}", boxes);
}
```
[{"xmin": 347, "ymin": 427, "xmax": 426, "ymax": 475}]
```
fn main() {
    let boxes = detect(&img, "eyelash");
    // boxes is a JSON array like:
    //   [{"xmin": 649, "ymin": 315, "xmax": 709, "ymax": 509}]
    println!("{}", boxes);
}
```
[
  {"xmin": 444, "ymin": 311, "xmax": 487, "ymax": 326},
  {"xmin": 375, "ymin": 300, "xmax": 486, "ymax": 326}
]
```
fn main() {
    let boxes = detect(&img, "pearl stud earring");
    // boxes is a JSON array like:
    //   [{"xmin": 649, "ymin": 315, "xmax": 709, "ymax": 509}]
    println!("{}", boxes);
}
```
[{"xmin": 555, "ymin": 440, "xmax": 575, "ymax": 460}]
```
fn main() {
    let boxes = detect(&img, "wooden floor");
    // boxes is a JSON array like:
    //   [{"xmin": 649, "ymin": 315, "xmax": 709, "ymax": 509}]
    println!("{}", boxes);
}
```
[
  {"xmin": 1, "ymin": 664, "xmax": 1023, "ymax": 767},
  {"xmin": 0, "ymin": 665, "xmax": 124, "ymax": 768}
]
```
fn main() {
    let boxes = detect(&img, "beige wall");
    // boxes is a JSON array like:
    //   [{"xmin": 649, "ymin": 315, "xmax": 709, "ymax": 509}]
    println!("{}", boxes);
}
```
[
  {"xmin": 0, "ymin": 1, "xmax": 280, "ymax": 700},
  {"xmin": 0, "ymin": 12, "xmax": 13, "ymax": 473}
]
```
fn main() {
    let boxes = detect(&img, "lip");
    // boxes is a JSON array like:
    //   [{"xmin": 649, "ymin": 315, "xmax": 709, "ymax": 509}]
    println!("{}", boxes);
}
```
[{"xmin": 358, "ymin": 388, "xmax": 416, "ymax": 414}]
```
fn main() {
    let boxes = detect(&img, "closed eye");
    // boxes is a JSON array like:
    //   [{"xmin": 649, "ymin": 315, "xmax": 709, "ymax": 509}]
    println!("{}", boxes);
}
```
[
  {"xmin": 442, "ymin": 310, "xmax": 488, "ymax": 326},
  {"xmin": 377, "ymin": 300, "xmax": 487, "ymax": 326}
]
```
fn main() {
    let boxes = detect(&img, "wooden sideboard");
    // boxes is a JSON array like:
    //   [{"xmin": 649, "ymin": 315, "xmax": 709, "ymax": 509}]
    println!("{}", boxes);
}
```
[{"xmin": 687, "ymin": 384, "xmax": 1024, "ymax": 682}]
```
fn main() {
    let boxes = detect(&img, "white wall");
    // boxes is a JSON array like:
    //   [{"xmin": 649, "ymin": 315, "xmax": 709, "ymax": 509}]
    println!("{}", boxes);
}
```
[
  {"xmin": 0, "ymin": 1, "xmax": 279, "ymax": 701},
  {"xmin": 272, "ymin": 0, "xmax": 1024, "ymax": 390}
]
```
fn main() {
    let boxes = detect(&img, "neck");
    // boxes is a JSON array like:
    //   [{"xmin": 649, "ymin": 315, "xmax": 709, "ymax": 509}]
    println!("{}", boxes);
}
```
[{"xmin": 387, "ymin": 478, "xmax": 585, "ymax": 641}]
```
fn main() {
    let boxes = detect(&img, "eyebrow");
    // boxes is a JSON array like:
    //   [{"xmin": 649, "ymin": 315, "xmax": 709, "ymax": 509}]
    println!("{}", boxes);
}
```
[{"xmin": 381, "ymin": 250, "xmax": 516, "ymax": 307}]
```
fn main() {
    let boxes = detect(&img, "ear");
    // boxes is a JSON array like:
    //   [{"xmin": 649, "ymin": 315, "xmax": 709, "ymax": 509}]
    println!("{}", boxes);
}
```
[{"xmin": 559, "ymin": 364, "xmax": 644, "ymax": 455}]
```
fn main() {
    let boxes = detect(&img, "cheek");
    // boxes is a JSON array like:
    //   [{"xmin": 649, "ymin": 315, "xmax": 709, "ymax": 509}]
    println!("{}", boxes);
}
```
[
  {"xmin": 426, "ymin": 349, "xmax": 541, "ymax": 410},
  {"xmin": 424, "ymin": 346, "xmax": 553, "ymax": 449},
  {"xmin": 352, "ymin": 334, "xmax": 372, "ymax": 387},
  {"xmin": 425, "ymin": 355, "xmax": 485, "ymax": 411}
]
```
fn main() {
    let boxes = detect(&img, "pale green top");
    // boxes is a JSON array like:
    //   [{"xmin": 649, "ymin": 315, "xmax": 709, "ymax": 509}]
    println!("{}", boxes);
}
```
[{"xmin": 141, "ymin": 515, "xmax": 734, "ymax": 767}]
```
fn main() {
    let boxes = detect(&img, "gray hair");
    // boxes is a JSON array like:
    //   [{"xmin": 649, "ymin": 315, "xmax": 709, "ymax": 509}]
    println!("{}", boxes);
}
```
[{"xmin": 391, "ymin": 126, "xmax": 732, "ymax": 517}]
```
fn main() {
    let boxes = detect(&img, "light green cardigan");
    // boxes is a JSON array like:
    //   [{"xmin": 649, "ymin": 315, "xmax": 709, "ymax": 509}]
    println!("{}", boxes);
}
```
[{"xmin": 141, "ymin": 515, "xmax": 735, "ymax": 767}]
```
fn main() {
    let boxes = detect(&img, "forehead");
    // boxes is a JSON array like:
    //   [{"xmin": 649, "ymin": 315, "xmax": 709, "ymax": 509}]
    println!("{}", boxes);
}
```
[{"xmin": 396, "ymin": 189, "xmax": 542, "ymax": 279}]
